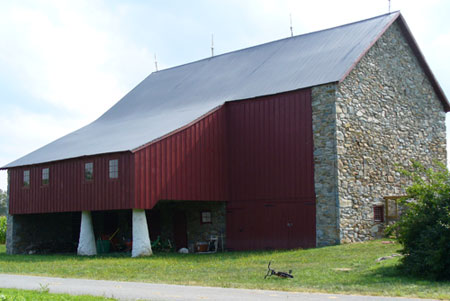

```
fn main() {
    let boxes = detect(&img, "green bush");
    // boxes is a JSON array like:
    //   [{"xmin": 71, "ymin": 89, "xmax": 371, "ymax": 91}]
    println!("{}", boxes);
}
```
[
  {"xmin": 0, "ymin": 216, "xmax": 6, "ymax": 244},
  {"xmin": 392, "ymin": 161, "xmax": 450, "ymax": 280}
]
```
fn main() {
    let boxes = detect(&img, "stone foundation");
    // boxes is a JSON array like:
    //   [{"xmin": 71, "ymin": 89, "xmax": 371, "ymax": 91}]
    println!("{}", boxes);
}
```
[
  {"xmin": 6, "ymin": 207, "xmax": 134, "ymax": 255},
  {"xmin": 6, "ymin": 212, "xmax": 80, "ymax": 254},
  {"xmin": 151, "ymin": 201, "xmax": 226, "ymax": 252}
]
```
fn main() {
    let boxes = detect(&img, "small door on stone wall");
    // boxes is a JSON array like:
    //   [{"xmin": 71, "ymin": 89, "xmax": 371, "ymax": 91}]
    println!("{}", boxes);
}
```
[{"xmin": 173, "ymin": 210, "xmax": 188, "ymax": 250}]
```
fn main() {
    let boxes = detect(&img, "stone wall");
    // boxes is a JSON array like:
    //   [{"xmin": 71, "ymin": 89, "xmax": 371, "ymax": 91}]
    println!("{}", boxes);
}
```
[
  {"xmin": 153, "ymin": 201, "xmax": 226, "ymax": 252},
  {"xmin": 6, "ymin": 211, "xmax": 80, "ymax": 254},
  {"xmin": 184, "ymin": 202, "xmax": 226, "ymax": 251},
  {"xmin": 335, "ymin": 21, "xmax": 447, "ymax": 243},
  {"xmin": 312, "ymin": 84, "xmax": 340, "ymax": 246},
  {"xmin": 311, "ymin": 21, "xmax": 447, "ymax": 245}
]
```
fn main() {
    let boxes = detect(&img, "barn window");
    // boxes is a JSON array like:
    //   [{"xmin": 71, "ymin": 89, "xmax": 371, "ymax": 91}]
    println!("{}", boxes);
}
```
[
  {"xmin": 42, "ymin": 168, "xmax": 49, "ymax": 185},
  {"xmin": 373, "ymin": 205, "xmax": 384, "ymax": 222},
  {"xmin": 23, "ymin": 170, "xmax": 30, "ymax": 187},
  {"xmin": 109, "ymin": 159, "xmax": 119, "ymax": 179},
  {"xmin": 85, "ymin": 162, "xmax": 94, "ymax": 180},
  {"xmin": 201, "ymin": 211, "xmax": 212, "ymax": 224}
]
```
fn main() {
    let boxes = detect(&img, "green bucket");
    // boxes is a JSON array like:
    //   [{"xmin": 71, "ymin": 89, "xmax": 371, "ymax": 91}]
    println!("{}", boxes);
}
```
[{"xmin": 96, "ymin": 240, "xmax": 110, "ymax": 254}]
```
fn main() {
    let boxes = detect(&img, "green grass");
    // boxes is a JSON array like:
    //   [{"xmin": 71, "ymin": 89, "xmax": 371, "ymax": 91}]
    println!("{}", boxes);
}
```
[
  {"xmin": 0, "ymin": 287, "xmax": 114, "ymax": 300},
  {"xmin": 0, "ymin": 241, "xmax": 449, "ymax": 299}
]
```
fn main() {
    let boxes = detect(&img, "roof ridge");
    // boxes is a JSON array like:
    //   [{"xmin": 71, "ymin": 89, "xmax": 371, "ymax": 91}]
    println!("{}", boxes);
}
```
[{"xmin": 151, "ymin": 11, "xmax": 401, "ymax": 75}]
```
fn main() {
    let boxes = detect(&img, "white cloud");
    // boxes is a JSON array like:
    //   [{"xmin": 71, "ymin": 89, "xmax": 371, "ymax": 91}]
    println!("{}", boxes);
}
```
[
  {"xmin": 0, "ymin": 0, "xmax": 155, "ymax": 119},
  {"xmin": 0, "ymin": 105, "xmax": 84, "ymax": 191},
  {"xmin": 0, "ymin": 105, "xmax": 82, "ymax": 162},
  {"xmin": 0, "ymin": 0, "xmax": 157, "ymax": 190}
]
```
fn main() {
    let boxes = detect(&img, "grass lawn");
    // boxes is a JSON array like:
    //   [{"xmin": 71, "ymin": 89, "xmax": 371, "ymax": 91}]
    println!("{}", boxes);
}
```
[
  {"xmin": 0, "ymin": 287, "xmax": 114, "ymax": 300},
  {"xmin": 0, "ymin": 240, "xmax": 449, "ymax": 300}
]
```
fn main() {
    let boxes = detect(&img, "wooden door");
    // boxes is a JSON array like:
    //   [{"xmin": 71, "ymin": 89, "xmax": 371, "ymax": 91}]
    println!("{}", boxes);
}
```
[
  {"xmin": 173, "ymin": 210, "xmax": 187, "ymax": 250},
  {"xmin": 227, "ymin": 201, "xmax": 316, "ymax": 250}
]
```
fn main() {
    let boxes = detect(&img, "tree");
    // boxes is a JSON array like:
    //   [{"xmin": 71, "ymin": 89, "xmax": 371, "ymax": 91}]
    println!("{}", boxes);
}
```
[
  {"xmin": 392, "ymin": 161, "xmax": 450, "ymax": 280},
  {"xmin": 0, "ymin": 188, "xmax": 6, "ymax": 216},
  {"xmin": 0, "ymin": 189, "xmax": 7, "ymax": 244},
  {"xmin": 0, "ymin": 188, "xmax": 7, "ymax": 216}
]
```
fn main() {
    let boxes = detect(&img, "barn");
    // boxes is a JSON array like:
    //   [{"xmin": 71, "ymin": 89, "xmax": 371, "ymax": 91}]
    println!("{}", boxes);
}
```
[{"xmin": 3, "ymin": 12, "xmax": 448, "ymax": 255}]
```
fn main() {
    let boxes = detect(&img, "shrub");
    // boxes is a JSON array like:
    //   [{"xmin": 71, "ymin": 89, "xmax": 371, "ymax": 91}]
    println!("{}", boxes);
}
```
[
  {"xmin": 0, "ymin": 216, "xmax": 6, "ymax": 244},
  {"xmin": 392, "ymin": 161, "xmax": 450, "ymax": 280}
]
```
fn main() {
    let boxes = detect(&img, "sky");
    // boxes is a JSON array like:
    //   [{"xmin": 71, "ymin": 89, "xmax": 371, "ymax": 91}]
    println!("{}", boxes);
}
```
[{"xmin": 0, "ymin": 0, "xmax": 449, "ymax": 191}]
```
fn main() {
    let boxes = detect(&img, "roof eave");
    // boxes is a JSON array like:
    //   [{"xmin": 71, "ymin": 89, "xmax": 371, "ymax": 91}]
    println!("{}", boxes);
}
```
[{"xmin": 1, "ymin": 150, "xmax": 133, "ymax": 170}]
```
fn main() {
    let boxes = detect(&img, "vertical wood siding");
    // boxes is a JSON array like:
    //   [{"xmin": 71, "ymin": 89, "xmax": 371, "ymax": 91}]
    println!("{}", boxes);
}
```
[
  {"xmin": 227, "ymin": 90, "xmax": 315, "ymax": 201},
  {"xmin": 226, "ymin": 89, "xmax": 316, "ymax": 250},
  {"xmin": 133, "ymin": 107, "xmax": 228, "ymax": 209},
  {"xmin": 9, "ymin": 152, "xmax": 134, "ymax": 214}
]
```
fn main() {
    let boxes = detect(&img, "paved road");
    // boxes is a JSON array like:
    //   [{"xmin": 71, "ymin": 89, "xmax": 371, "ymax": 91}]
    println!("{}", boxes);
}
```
[{"xmin": 0, "ymin": 274, "xmax": 437, "ymax": 301}]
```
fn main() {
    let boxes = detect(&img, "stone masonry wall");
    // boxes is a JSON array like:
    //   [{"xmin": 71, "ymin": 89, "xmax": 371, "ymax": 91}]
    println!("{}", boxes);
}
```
[
  {"xmin": 7, "ymin": 211, "xmax": 80, "ymax": 254},
  {"xmin": 335, "ymin": 21, "xmax": 447, "ymax": 243},
  {"xmin": 312, "ymin": 84, "xmax": 340, "ymax": 246},
  {"xmin": 154, "ymin": 201, "xmax": 226, "ymax": 252},
  {"xmin": 184, "ymin": 202, "xmax": 226, "ymax": 251}
]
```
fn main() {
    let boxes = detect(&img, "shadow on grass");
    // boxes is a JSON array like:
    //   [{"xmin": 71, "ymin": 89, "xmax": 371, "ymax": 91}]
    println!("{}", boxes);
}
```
[
  {"xmin": 370, "ymin": 265, "xmax": 402, "ymax": 278},
  {"xmin": 359, "ymin": 264, "xmax": 447, "ymax": 287},
  {"xmin": 0, "ymin": 248, "xmax": 286, "ymax": 265}
]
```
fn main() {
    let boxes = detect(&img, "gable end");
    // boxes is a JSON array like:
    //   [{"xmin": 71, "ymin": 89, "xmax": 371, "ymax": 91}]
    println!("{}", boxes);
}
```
[{"xmin": 339, "ymin": 13, "xmax": 449, "ymax": 112}]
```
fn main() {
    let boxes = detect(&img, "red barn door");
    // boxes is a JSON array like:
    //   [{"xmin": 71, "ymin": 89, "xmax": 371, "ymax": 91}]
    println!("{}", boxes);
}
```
[{"xmin": 227, "ymin": 201, "xmax": 315, "ymax": 250}]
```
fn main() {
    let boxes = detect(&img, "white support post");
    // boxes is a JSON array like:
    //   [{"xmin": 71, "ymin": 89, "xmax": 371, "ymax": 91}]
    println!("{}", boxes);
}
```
[
  {"xmin": 77, "ymin": 211, "xmax": 97, "ymax": 256},
  {"xmin": 132, "ymin": 209, "xmax": 152, "ymax": 257}
]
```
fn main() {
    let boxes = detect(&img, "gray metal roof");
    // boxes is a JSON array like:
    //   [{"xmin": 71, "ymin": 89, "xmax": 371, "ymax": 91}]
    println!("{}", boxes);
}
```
[{"xmin": 3, "ymin": 12, "xmax": 406, "ymax": 168}]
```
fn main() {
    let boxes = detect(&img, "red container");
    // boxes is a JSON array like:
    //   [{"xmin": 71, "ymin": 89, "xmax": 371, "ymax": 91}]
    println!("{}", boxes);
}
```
[{"xmin": 195, "ymin": 242, "xmax": 209, "ymax": 252}]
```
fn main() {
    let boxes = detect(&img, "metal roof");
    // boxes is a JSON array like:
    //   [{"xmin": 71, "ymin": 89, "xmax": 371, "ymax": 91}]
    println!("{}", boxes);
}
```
[{"xmin": 4, "ymin": 12, "xmax": 446, "ymax": 168}]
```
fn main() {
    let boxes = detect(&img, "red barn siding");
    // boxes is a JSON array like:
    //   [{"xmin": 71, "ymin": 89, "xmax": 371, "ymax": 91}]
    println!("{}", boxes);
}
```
[
  {"xmin": 9, "ymin": 152, "xmax": 134, "ymax": 214},
  {"xmin": 227, "ymin": 90, "xmax": 315, "ymax": 201},
  {"xmin": 133, "ymin": 107, "xmax": 228, "ymax": 209},
  {"xmin": 226, "ymin": 89, "xmax": 316, "ymax": 250},
  {"xmin": 8, "ymin": 88, "xmax": 315, "ymax": 250}
]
